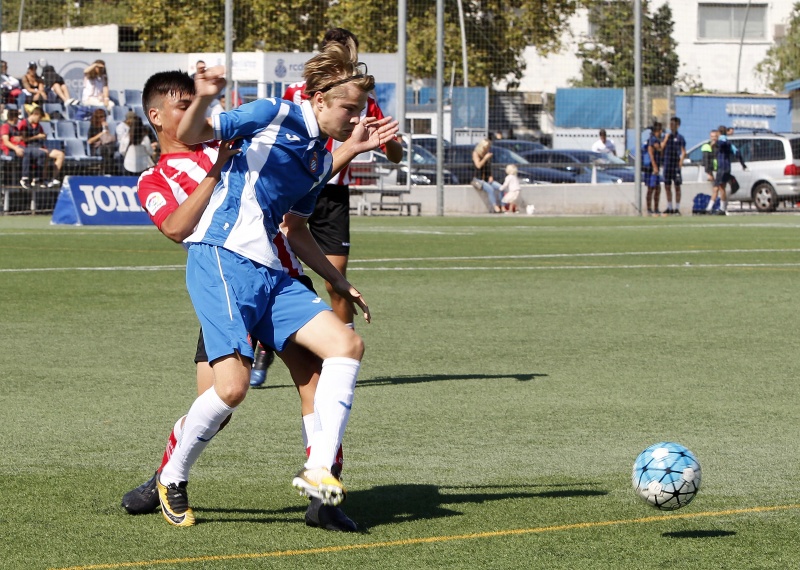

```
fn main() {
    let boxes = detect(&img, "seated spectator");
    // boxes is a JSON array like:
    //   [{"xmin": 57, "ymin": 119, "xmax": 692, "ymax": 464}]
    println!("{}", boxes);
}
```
[
  {"xmin": 81, "ymin": 60, "xmax": 115, "ymax": 110},
  {"xmin": 21, "ymin": 61, "xmax": 47, "ymax": 107},
  {"xmin": 86, "ymin": 108, "xmax": 117, "ymax": 174},
  {"xmin": 17, "ymin": 106, "xmax": 63, "ymax": 187},
  {"xmin": 471, "ymin": 138, "xmax": 502, "ymax": 213},
  {"xmin": 1, "ymin": 108, "xmax": 43, "ymax": 188},
  {"xmin": 40, "ymin": 61, "xmax": 74, "ymax": 106},
  {"xmin": 118, "ymin": 111, "xmax": 154, "ymax": 175},
  {"xmin": 1, "ymin": 60, "xmax": 22, "ymax": 105}
]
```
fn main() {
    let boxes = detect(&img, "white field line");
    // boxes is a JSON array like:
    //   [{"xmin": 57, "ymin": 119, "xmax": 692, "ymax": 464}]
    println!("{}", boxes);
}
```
[{"xmin": 1, "ymin": 249, "xmax": 799, "ymax": 274}]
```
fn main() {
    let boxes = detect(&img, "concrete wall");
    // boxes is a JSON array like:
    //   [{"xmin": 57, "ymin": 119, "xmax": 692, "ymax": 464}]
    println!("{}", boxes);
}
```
[{"xmin": 375, "ymin": 181, "xmax": 714, "ymax": 216}]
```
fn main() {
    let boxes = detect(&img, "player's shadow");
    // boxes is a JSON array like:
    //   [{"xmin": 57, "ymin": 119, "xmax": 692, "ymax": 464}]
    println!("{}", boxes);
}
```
[
  {"xmin": 662, "ymin": 530, "xmax": 737, "ymax": 539},
  {"xmin": 256, "ymin": 372, "xmax": 547, "ymax": 391},
  {"xmin": 343, "ymin": 482, "xmax": 607, "ymax": 530}
]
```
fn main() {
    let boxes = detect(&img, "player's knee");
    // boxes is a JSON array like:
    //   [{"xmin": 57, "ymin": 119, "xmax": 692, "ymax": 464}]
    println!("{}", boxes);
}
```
[{"xmin": 335, "ymin": 329, "xmax": 364, "ymax": 360}]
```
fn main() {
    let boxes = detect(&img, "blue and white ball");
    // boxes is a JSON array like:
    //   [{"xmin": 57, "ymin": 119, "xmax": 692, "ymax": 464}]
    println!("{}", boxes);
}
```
[{"xmin": 632, "ymin": 442, "xmax": 701, "ymax": 510}]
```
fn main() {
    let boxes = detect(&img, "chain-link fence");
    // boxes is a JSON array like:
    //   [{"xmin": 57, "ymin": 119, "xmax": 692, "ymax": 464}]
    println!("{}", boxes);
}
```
[{"xmin": 0, "ymin": 1, "xmax": 791, "ymax": 215}]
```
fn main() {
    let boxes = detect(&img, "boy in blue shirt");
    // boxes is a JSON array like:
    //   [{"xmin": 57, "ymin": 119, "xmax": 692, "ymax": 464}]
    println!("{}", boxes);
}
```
[{"xmin": 155, "ymin": 44, "xmax": 399, "ymax": 527}]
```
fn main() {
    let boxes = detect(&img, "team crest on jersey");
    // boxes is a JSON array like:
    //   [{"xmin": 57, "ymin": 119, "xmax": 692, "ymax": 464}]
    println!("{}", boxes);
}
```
[{"xmin": 309, "ymin": 152, "xmax": 319, "ymax": 173}]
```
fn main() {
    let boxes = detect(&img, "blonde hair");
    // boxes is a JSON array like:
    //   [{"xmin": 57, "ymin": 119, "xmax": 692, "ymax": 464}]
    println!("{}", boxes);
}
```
[
  {"xmin": 505, "ymin": 163, "xmax": 518, "ymax": 176},
  {"xmin": 474, "ymin": 139, "xmax": 491, "ymax": 156},
  {"xmin": 303, "ymin": 43, "xmax": 374, "ymax": 102}
]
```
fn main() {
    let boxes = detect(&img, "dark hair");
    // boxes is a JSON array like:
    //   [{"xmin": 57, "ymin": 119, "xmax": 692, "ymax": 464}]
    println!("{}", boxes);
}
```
[
  {"xmin": 599, "ymin": 129, "xmax": 607, "ymax": 136},
  {"xmin": 652, "ymin": 121, "xmax": 663, "ymax": 131},
  {"xmin": 142, "ymin": 70, "xmax": 195, "ymax": 126},
  {"xmin": 7, "ymin": 109, "xmax": 19, "ymax": 120},
  {"xmin": 90, "ymin": 108, "xmax": 107, "ymax": 126},
  {"xmin": 321, "ymin": 28, "xmax": 359, "ymax": 50},
  {"xmin": 718, "ymin": 125, "xmax": 727, "ymax": 135},
  {"xmin": 129, "ymin": 115, "xmax": 150, "ymax": 146},
  {"xmin": 670, "ymin": 116, "xmax": 681, "ymax": 125}
]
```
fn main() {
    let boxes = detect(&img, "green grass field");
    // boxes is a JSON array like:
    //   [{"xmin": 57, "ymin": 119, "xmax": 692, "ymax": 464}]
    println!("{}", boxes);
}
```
[{"xmin": 2, "ymin": 213, "xmax": 800, "ymax": 569}]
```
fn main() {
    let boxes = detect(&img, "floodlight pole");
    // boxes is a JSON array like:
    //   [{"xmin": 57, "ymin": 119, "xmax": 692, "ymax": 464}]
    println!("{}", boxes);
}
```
[
  {"xmin": 224, "ymin": 0, "xmax": 233, "ymax": 110},
  {"xmin": 436, "ymin": 0, "xmax": 444, "ymax": 215},
  {"xmin": 634, "ymin": 0, "xmax": 643, "ymax": 215}
]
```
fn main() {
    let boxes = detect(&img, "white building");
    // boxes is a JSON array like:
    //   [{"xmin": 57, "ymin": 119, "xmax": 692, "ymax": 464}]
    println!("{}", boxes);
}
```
[{"xmin": 518, "ymin": 0, "xmax": 796, "ymax": 95}]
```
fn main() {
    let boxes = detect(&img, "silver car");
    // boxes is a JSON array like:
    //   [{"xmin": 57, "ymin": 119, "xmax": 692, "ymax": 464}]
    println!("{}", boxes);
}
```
[{"xmin": 682, "ymin": 132, "xmax": 800, "ymax": 212}]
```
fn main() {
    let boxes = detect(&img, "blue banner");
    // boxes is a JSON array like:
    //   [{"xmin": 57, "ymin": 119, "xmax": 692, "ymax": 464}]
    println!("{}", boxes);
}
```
[
  {"xmin": 51, "ymin": 176, "xmax": 150, "ymax": 225},
  {"xmin": 555, "ymin": 88, "xmax": 625, "ymax": 128}
]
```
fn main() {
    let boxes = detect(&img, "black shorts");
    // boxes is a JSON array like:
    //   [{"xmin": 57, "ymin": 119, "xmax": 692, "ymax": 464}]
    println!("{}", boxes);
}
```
[
  {"xmin": 192, "ymin": 275, "xmax": 316, "ymax": 363},
  {"xmin": 308, "ymin": 184, "xmax": 350, "ymax": 256},
  {"xmin": 714, "ymin": 171, "xmax": 732, "ymax": 187},
  {"xmin": 663, "ymin": 168, "xmax": 681, "ymax": 185}
]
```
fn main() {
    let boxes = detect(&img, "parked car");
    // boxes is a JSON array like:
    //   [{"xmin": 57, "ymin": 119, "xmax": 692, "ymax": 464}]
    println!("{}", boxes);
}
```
[
  {"xmin": 443, "ymin": 144, "xmax": 578, "ymax": 185},
  {"xmin": 521, "ymin": 149, "xmax": 635, "ymax": 182},
  {"xmin": 349, "ymin": 144, "xmax": 458, "ymax": 186},
  {"xmin": 493, "ymin": 139, "xmax": 547, "ymax": 155},
  {"xmin": 682, "ymin": 132, "xmax": 800, "ymax": 211},
  {"xmin": 522, "ymin": 149, "xmax": 625, "ymax": 184},
  {"xmin": 405, "ymin": 134, "xmax": 451, "ymax": 156}
]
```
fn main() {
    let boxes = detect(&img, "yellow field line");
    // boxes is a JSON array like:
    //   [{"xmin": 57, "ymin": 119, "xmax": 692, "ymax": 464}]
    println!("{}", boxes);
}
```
[{"xmin": 50, "ymin": 504, "xmax": 800, "ymax": 570}]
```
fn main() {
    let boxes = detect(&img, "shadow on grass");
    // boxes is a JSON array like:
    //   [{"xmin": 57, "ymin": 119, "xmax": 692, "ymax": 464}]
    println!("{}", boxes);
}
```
[
  {"xmin": 345, "ymin": 483, "xmax": 607, "ymax": 530},
  {"xmin": 252, "ymin": 372, "xmax": 548, "ymax": 391},
  {"xmin": 193, "ymin": 483, "xmax": 605, "ymax": 527},
  {"xmin": 662, "ymin": 530, "xmax": 737, "ymax": 539}
]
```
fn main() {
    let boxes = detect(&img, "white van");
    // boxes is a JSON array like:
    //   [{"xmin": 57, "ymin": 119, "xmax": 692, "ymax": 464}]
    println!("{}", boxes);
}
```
[{"xmin": 682, "ymin": 132, "xmax": 800, "ymax": 211}]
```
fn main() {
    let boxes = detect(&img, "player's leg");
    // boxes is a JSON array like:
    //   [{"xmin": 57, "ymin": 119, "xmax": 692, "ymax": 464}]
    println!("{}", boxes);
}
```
[
  {"xmin": 156, "ymin": 245, "xmax": 259, "ymax": 526},
  {"xmin": 279, "ymin": 340, "xmax": 357, "ymax": 531},
  {"xmin": 289, "ymin": 311, "xmax": 363, "ymax": 506},
  {"xmin": 664, "ymin": 180, "xmax": 673, "ymax": 214},
  {"xmin": 308, "ymin": 185, "xmax": 355, "ymax": 326}
]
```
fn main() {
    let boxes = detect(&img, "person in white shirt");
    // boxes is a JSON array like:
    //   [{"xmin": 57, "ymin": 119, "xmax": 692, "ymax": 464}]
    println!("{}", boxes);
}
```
[{"xmin": 591, "ymin": 129, "xmax": 616, "ymax": 156}]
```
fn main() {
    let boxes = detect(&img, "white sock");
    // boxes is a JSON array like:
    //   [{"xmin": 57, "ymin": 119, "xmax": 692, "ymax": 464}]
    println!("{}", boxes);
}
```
[
  {"xmin": 160, "ymin": 387, "xmax": 235, "ymax": 485},
  {"xmin": 173, "ymin": 416, "xmax": 186, "ymax": 444},
  {"xmin": 301, "ymin": 413, "xmax": 315, "ymax": 453},
  {"xmin": 305, "ymin": 357, "xmax": 360, "ymax": 471},
  {"xmin": 721, "ymin": 200, "xmax": 727, "ymax": 211}
]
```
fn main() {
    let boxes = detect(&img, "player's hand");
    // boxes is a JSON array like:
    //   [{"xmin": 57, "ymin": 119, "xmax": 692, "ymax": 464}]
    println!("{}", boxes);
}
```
[
  {"xmin": 354, "ymin": 116, "xmax": 399, "ymax": 154},
  {"xmin": 332, "ymin": 279, "xmax": 371, "ymax": 324},
  {"xmin": 195, "ymin": 65, "xmax": 226, "ymax": 98},
  {"xmin": 218, "ymin": 139, "xmax": 240, "ymax": 161}
]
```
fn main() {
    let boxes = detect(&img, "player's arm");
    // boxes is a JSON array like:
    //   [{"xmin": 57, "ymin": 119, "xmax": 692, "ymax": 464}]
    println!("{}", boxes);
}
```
[
  {"xmin": 330, "ymin": 116, "xmax": 399, "ymax": 176},
  {"xmin": 280, "ymin": 212, "xmax": 370, "ymax": 323},
  {"xmin": 648, "ymin": 143, "xmax": 657, "ymax": 172},
  {"xmin": 160, "ymin": 141, "xmax": 239, "ymax": 242},
  {"xmin": 177, "ymin": 65, "xmax": 226, "ymax": 144},
  {"xmin": 384, "ymin": 137, "xmax": 403, "ymax": 163}
]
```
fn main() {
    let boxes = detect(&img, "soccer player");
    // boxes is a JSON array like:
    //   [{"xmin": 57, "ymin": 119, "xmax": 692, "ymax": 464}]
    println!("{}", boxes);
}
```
[
  {"xmin": 283, "ymin": 28, "xmax": 403, "ymax": 327},
  {"xmin": 154, "ymin": 46, "xmax": 397, "ymax": 527},
  {"xmin": 122, "ymin": 70, "xmax": 360, "ymax": 531},
  {"xmin": 660, "ymin": 116, "xmax": 686, "ymax": 215}
]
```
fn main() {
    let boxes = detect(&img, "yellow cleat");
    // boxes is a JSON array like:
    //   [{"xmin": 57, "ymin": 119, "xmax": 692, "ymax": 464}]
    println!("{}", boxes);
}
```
[
  {"xmin": 156, "ymin": 478, "xmax": 195, "ymax": 527},
  {"xmin": 292, "ymin": 467, "xmax": 347, "ymax": 507}
]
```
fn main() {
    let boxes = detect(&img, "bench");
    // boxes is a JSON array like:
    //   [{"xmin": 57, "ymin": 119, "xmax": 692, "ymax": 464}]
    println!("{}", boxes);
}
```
[
  {"xmin": 1, "ymin": 184, "xmax": 59, "ymax": 214},
  {"xmin": 352, "ymin": 187, "xmax": 421, "ymax": 216}
]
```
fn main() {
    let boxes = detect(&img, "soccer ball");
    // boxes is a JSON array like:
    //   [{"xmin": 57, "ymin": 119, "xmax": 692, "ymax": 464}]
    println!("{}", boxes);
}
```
[{"xmin": 632, "ymin": 442, "xmax": 701, "ymax": 510}]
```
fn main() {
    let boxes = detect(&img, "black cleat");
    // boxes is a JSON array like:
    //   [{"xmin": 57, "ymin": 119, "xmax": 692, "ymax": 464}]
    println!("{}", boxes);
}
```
[
  {"xmin": 121, "ymin": 471, "xmax": 160, "ymax": 515},
  {"xmin": 305, "ymin": 497, "xmax": 358, "ymax": 532}
]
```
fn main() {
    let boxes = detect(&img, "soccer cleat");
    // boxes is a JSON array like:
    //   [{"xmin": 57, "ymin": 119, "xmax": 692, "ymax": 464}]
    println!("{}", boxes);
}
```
[
  {"xmin": 156, "ymin": 478, "xmax": 195, "ymax": 527},
  {"xmin": 292, "ymin": 467, "xmax": 346, "ymax": 506},
  {"xmin": 249, "ymin": 344, "xmax": 275, "ymax": 388},
  {"xmin": 47, "ymin": 179, "xmax": 61, "ymax": 188},
  {"xmin": 305, "ymin": 497, "xmax": 358, "ymax": 532},
  {"xmin": 19, "ymin": 178, "xmax": 30, "ymax": 189},
  {"xmin": 121, "ymin": 471, "xmax": 160, "ymax": 515}
]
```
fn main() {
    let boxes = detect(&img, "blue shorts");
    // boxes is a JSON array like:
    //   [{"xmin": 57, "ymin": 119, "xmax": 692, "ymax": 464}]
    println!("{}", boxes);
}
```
[
  {"xmin": 644, "ymin": 173, "xmax": 661, "ymax": 187},
  {"xmin": 186, "ymin": 243, "xmax": 330, "ymax": 362},
  {"xmin": 714, "ymin": 171, "xmax": 731, "ymax": 187}
]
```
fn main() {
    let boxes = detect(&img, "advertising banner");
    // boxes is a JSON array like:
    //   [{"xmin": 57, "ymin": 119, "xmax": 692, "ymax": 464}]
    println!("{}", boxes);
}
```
[{"xmin": 51, "ymin": 176, "xmax": 150, "ymax": 226}]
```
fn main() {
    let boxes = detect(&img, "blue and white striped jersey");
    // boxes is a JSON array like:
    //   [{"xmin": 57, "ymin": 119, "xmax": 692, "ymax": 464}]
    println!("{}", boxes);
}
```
[{"xmin": 185, "ymin": 98, "xmax": 332, "ymax": 268}]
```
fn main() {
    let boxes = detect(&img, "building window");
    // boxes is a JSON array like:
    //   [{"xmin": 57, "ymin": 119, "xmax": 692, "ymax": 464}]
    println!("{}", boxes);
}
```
[{"xmin": 698, "ymin": 3, "xmax": 767, "ymax": 40}]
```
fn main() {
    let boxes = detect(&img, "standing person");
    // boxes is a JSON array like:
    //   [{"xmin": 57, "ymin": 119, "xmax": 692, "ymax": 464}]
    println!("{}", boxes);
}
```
[
  {"xmin": 499, "ymin": 163, "xmax": 521, "ymax": 213},
  {"xmin": 644, "ymin": 122, "xmax": 663, "ymax": 216},
  {"xmin": 17, "ymin": 107, "xmax": 64, "ymax": 188},
  {"xmin": 81, "ymin": 60, "xmax": 114, "ymax": 110},
  {"xmin": 122, "ymin": 70, "xmax": 359, "ymax": 532},
  {"xmin": 660, "ymin": 116, "xmax": 686, "ymax": 215},
  {"xmin": 701, "ymin": 129, "xmax": 718, "ymax": 187},
  {"xmin": 119, "ymin": 112, "xmax": 155, "ymax": 175},
  {"xmin": 283, "ymin": 28, "xmax": 403, "ymax": 330},
  {"xmin": 591, "ymin": 129, "xmax": 616, "ymax": 156},
  {"xmin": 86, "ymin": 108, "xmax": 117, "ymax": 174},
  {"xmin": 705, "ymin": 125, "xmax": 740, "ymax": 215},
  {"xmin": 471, "ymin": 138, "xmax": 503, "ymax": 213},
  {"xmin": 152, "ymin": 47, "xmax": 398, "ymax": 527}
]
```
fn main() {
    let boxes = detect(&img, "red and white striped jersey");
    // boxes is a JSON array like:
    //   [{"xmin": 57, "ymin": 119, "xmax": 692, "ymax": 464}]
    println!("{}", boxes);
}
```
[
  {"xmin": 282, "ymin": 81, "xmax": 386, "ymax": 186},
  {"xmin": 136, "ymin": 142, "xmax": 304, "ymax": 277}
]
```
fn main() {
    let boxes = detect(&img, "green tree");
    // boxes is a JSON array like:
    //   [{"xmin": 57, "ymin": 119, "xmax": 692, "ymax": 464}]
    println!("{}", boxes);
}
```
[
  {"xmin": 1, "ymin": 0, "xmax": 132, "ymax": 32},
  {"xmin": 573, "ymin": 0, "xmax": 679, "ymax": 87},
  {"xmin": 756, "ymin": 2, "xmax": 800, "ymax": 93}
]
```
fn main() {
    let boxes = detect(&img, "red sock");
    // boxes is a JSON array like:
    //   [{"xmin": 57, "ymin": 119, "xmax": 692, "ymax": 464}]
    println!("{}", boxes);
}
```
[{"xmin": 158, "ymin": 427, "xmax": 179, "ymax": 471}]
